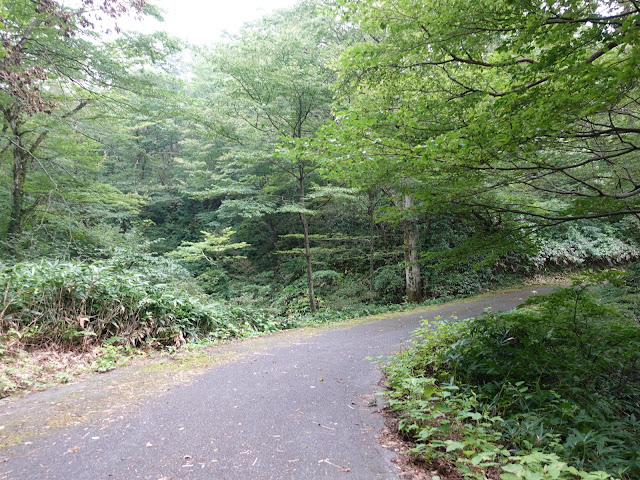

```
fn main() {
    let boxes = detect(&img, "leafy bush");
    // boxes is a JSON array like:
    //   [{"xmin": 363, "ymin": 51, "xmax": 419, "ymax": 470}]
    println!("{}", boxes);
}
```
[
  {"xmin": 267, "ymin": 278, "xmax": 324, "ymax": 315},
  {"xmin": 0, "ymin": 260, "xmax": 240, "ymax": 348},
  {"xmin": 532, "ymin": 223, "xmax": 639, "ymax": 269},
  {"xmin": 384, "ymin": 273, "xmax": 640, "ymax": 479},
  {"xmin": 418, "ymin": 220, "xmax": 639, "ymax": 302},
  {"xmin": 99, "ymin": 238, "xmax": 200, "ymax": 294}
]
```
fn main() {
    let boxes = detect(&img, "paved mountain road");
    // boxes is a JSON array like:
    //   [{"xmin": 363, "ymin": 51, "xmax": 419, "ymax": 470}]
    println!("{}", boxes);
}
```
[{"xmin": 0, "ymin": 287, "xmax": 551, "ymax": 480}]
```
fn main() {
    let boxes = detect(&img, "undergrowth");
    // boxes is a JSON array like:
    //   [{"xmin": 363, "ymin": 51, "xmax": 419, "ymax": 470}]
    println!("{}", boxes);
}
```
[
  {"xmin": 0, "ymin": 259, "xmax": 446, "ymax": 352},
  {"xmin": 0, "ymin": 260, "xmax": 242, "ymax": 348},
  {"xmin": 0, "ymin": 259, "xmax": 426, "ymax": 397},
  {"xmin": 384, "ymin": 270, "xmax": 640, "ymax": 480}
]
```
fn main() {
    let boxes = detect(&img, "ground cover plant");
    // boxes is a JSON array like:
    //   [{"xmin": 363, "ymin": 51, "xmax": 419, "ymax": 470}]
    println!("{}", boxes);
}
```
[{"xmin": 383, "ymin": 270, "xmax": 640, "ymax": 479}]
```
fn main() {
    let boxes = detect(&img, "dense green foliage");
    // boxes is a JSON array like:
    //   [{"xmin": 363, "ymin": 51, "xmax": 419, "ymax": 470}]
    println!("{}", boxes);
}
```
[
  {"xmin": 384, "ymin": 274, "xmax": 640, "ymax": 479},
  {"xmin": 0, "ymin": 2, "xmax": 638, "ymax": 476},
  {"xmin": 0, "ymin": 10, "xmax": 638, "ymax": 476},
  {"xmin": 0, "ymin": 0, "xmax": 176, "ymax": 246},
  {"xmin": 0, "ymin": 257, "xmax": 423, "ymax": 352},
  {"xmin": 326, "ymin": 0, "xmax": 640, "ymax": 223}
]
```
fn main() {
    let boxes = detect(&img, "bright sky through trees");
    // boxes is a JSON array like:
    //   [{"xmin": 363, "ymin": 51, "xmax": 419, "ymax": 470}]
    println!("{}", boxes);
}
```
[{"xmin": 132, "ymin": 0, "xmax": 298, "ymax": 44}]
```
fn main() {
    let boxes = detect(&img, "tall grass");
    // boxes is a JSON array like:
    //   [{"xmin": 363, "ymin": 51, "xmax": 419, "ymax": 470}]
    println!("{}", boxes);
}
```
[
  {"xmin": 0, "ymin": 261, "xmax": 239, "ymax": 348},
  {"xmin": 0, "ymin": 260, "xmax": 413, "ymax": 351}
]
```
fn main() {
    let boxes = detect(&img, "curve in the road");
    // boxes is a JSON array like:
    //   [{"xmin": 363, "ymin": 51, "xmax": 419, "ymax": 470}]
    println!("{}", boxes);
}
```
[{"xmin": 0, "ymin": 286, "xmax": 552, "ymax": 480}]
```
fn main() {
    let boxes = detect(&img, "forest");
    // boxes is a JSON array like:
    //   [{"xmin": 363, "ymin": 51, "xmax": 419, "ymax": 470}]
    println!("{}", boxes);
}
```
[{"xmin": 1, "ymin": 0, "xmax": 639, "ymax": 478}]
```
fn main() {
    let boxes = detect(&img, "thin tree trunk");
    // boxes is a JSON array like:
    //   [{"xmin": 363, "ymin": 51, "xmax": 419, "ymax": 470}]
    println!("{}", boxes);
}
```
[
  {"xmin": 6, "ymin": 123, "xmax": 46, "ymax": 236},
  {"xmin": 298, "ymin": 162, "xmax": 317, "ymax": 313},
  {"xmin": 300, "ymin": 211, "xmax": 317, "ymax": 313},
  {"xmin": 368, "ymin": 190, "xmax": 376, "ymax": 293}
]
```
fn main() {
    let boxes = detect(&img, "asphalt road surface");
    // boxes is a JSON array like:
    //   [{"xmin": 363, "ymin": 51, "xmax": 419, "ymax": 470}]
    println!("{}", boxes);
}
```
[{"xmin": 0, "ymin": 286, "xmax": 551, "ymax": 480}]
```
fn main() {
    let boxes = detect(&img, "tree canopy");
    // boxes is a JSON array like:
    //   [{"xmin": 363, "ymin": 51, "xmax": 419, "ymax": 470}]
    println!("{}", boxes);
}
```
[
  {"xmin": 1, "ymin": 0, "xmax": 639, "ymax": 307},
  {"xmin": 324, "ymin": 0, "xmax": 640, "ymax": 224}
]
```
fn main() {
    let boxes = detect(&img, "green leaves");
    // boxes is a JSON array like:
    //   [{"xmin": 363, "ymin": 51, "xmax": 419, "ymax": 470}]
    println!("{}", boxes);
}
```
[
  {"xmin": 383, "ymin": 280, "xmax": 639, "ymax": 479},
  {"xmin": 277, "ymin": 204, "xmax": 316, "ymax": 216},
  {"xmin": 167, "ymin": 228, "xmax": 249, "ymax": 263},
  {"xmin": 500, "ymin": 452, "xmax": 613, "ymax": 480},
  {"xmin": 327, "ymin": 0, "xmax": 640, "ymax": 223},
  {"xmin": 205, "ymin": 2, "xmax": 337, "ymax": 141},
  {"xmin": 0, "ymin": 259, "xmax": 236, "ymax": 348}
]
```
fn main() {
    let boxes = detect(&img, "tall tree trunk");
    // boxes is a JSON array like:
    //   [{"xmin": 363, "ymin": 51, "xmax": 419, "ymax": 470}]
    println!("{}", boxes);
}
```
[
  {"xmin": 368, "ymin": 190, "xmax": 376, "ymax": 293},
  {"xmin": 7, "ymin": 142, "xmax": 28, "ymax": 236},
  {"xmin": 298, "ymin": 162, "xmax": 317, "ymax": 313},
  {"xmin": 6, "ymin": 118, "xmax": 46, "ymax": 236},
  {"xmin": 402, "ymin": 195, "xmax": 423, "ymax": 302},
  {"xmin": 299, "ymin": 210, "xmax": 317, "ymax": 313}
]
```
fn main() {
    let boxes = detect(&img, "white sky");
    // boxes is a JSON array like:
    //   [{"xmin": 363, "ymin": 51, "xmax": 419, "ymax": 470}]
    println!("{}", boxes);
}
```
[{"xmin": 129, "ymin": 0, "xmax": 299, "ymax": 45}]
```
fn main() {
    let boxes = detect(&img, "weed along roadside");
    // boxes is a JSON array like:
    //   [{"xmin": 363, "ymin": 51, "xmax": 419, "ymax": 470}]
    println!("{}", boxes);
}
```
[
  {"xmin": 382, "ymin": 271, "xmax": 640, "ymax": 480},
  {"xmin": 0, "ymin": 258, "xmax": 542, "ymax": 400},
  {"xmin": 0, "ymin": 284, "xmax": 529, "ymax": 405}
]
